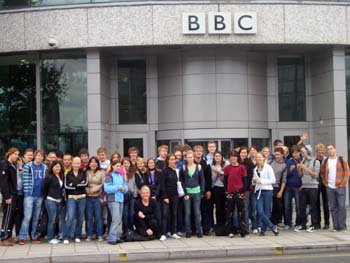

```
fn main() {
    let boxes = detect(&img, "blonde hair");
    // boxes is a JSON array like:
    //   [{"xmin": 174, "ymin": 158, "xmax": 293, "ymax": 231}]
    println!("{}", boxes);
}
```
[
  {"xmin": 157, "ymin": 145, "xmax": 168, "ymax": 154},
  {"xmin": 315, "ymin": 144, "xmax": 326, "ymax": 151}
]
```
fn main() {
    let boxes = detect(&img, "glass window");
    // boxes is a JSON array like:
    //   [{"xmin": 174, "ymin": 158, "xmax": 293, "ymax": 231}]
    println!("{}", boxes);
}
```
[
  {"xmin": 123, "ymin": 138, "xmax": 143, "ymax": 157},
  {"xmin": 251, "ymin": 138, "xmax": 270, "ymax": 151},
  {"xmin": 41, "ymin": 57, "xmax": 87, "ymax": 155},
  {"xmin": 278, "ymin": 57, "xmax": 306, "ymax": 122},
  {"xmin": 118, "ymin": 60, "xmax": 146, "ymax": 124},
  {"xmin": 0, "ymin": 58, "xmax": 36, "ymax": 157},
  {"xmin": 283, "ymin": 136, "xmax": 300, "ymax": 149}
]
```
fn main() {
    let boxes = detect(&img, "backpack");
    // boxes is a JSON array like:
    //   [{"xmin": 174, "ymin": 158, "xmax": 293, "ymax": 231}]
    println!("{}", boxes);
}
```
[{"xmin": 322, "ymin": 156, "xmax": 345, "ymax": 171}]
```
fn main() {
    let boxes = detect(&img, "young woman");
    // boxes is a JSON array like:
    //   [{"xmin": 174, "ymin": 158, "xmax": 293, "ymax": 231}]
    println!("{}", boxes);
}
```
[
  {"xmin": 41, "ymin": 160, "xmax": 64, "ymax": 244},
  {"xmin": 253, "ymin": 152, "xmax": 279, "ymax": 236},
  {"xmin": 106, "ymin": 151, "xmax": 122, "ymax": 173},
  {"xmin": 134, "ymin": 185, "xmax": 160, "ymax": 239},
  {"xmin": 0, "ymin": 147, "xmax": 20, "ymax": 246},
  {"xmin": 122, "ymin": 158, "xmax": 137, "ymax": 235},
  {"xmin": 239, "ymin": 146, "xmax": 257, "ymax": 234},
  {"xmin": 180, "ymin": 151, "xmax": 205, "ymax": 238},
  {"xmin": 146, "ymin": 158, "xmax": 162, "ymax": 200},
  {"xmin": 63, "ymin": 157, "xmax": 88, "ymax": 244},
  {"xmin": 261, "ymin": 147, "xmax": 271, "ymax": 164},
  {"xmin": 85, "ymin": 157, "xmax": 105, "ymax": 242},
  {"xmin": 104, "ymin": 160, "xmax": 128, "ymax": 245},
  {"xmin": 210, "ymin": 151, "xmax": 226, "ymax": 226},
  {"xmin": 135, "ymin": 157, "xmax": 148, "ymax": 191},
  {"xmin": 160, "ymin": 154, "xmax": 181, "ymax": 241}
]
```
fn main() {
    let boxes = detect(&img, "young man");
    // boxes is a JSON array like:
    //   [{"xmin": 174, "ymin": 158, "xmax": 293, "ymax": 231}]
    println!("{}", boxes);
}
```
[
  {"xmin": 22, "ymin": 148, "xmax": 34, "ymax": 164},
  {"xmin": 79, "ymin": 148, "xmax": 90, "ymax": 171},
  {"xmin": 63, "ymin": 153, "xmax": 72, "ymax": 176},
  {"xmin": 18, "ymin": 149, "xmax": 47, "ymax": 245},
  {"xmin": 269, "ymin": 148, "xmax": 287, "ymax": 226},
  {"xmin": 97, "ymin": 147, "xmax": 110, "ymax": 171},
  {"xmin": 284, "ymin": 145, "xmax": 302, "ymax": 231},
  {"xmin": 156, "ymin": 145, "xmax": 168, "ymax": 171},
  {"xmin": 128, "ymin": 147, "xmax": 139, "ymax": 166},
  {"xmin": 193, "ymin": 145, "xmax": 213, "ymax": 235},
  {"xmin": 315, "ymin": 144, "xmax": 329, "ymax": 230},
  {"xmin": 206, "ymin": 141, "xmax": 217, "ymax": 165},
  {"xmin": 224, "ymin": 151, "xmax": 247, "ymax": 237},
  {"xmin": 268, "ymin": 139, "xmax": 284, "ymax": 162},
  {"xmin": 297, "ymin": 145, "xmax": 320, "ymax": 232},
  {"xmin": 321, "ymin": 144, "xmax": 349, "ymax": 231}
]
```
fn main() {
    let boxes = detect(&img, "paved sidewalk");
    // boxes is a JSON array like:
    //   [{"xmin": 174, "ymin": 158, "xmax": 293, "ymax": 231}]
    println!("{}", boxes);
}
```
[{"xmin": 1, "ymin": 229, "xmax": 350, "ymax": 262}]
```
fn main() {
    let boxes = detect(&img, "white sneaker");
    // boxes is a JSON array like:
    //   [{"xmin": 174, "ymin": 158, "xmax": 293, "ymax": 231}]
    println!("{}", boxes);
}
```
[
  {"xmin": 252, "ymin": 229, "xmax": 258, "ymax": 234},
  {"xmin": 177, "ymin": 232, "xmax": 183, "ymax": 236},
  {"xmin": 159, "ymin": 235, "xmax": 167, "ymax": 241},
  {"xmin": 86, "ymin": 237, "xmax": 92, "ymax": 242},
  {"xmin": 97, "ymin": 237, "xmax": 104, "ymax": 242},
  {"xmin": 171, "ymin": 233, "xmax": 181, "ymax": 239},
  {"xmin": 166, "ymin": 232, "xmax": 171, "ymax": 237},
  {"xmin": 49, "ymin": 239, "xmax": 59, "ymax": 244},
  {"xmin": 75, "ymin": 238, "xmax": 81, "ymax": 243},
  {"xmin": 307, "ymin": 226, "xmax": 315, "ymax": 233},
  {"xmin": 63, "ymin": 240, "xmax": 69, "ymax": 244},
  {"xmin": 228, "ymin": 233, "xmax": 234, "ymax": 238}
]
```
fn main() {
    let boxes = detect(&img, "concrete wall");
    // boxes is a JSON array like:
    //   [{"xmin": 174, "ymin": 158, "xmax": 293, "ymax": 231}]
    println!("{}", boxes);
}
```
[{"xmin": 1, "ymin": 2, "xmax": 350, "ymax": 53}]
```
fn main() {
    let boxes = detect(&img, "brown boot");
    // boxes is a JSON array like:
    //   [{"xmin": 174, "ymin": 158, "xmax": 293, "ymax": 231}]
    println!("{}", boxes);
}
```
[{"xmin": 1, "ymin": 239, "xmax": 14, "ymax": 246}]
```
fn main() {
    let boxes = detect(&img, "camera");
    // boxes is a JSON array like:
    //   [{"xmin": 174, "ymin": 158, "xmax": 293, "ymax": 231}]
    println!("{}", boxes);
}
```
[{"xmin": 48, "ymin": 36, "xmax": 58, "ymax": 48}]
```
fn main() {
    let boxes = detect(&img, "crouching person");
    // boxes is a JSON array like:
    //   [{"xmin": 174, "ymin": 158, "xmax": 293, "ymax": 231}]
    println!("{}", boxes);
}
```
[
  {"xmin": 104, "ymin": 160, "xmax": 128, "ymax": 245},
  {"xmin": 134, "ymin": 185, "xmax": 160, "ymax": 240},
  {"xmin": 18, "ymin": 150, "xmax": 47, "ymax": 245}
]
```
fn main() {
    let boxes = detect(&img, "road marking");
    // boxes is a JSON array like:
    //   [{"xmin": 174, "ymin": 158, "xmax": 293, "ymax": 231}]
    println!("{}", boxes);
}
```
[
  {"xmin": 273, "ymin": 243, "xmax": 284, "ymax": 255},
  {"xmin": 119, "ymin": 249, "xmax": 127, "ymax": 262}
]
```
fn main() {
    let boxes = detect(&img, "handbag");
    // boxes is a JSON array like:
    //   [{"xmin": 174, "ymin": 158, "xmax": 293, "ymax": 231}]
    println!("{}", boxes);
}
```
[{"xmin": 176, "ymin": 169, "xmax": 185, "ymax": 198}]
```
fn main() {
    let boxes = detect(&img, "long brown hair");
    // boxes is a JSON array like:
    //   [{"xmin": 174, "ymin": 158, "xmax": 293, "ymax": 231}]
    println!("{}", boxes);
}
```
[
  {"xmin": 5, "ymin": 147, "xmax": 19, "ymax": 161},
  {"xmin": 122, "ymin": 157, "xmax": 136, "ymax": 180}
]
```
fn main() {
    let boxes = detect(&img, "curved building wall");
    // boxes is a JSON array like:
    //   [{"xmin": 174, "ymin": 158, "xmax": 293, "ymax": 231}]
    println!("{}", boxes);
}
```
[{"xmin": 157, "ymin": 48, "xmax": 269, "ymax": 141}]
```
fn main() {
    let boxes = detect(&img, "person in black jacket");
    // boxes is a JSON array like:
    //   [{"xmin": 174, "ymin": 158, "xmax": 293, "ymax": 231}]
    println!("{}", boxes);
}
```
[
  {"xmin": 193, "ymin": 145, "xmax": 212, "ymax": 235},
  {"xmin": 134, "ymin": 185, "xmax": 160, "ymax": 239},
  {"xmin": 0, "ymin": 147, "xmax": 20, "ymax": 247},
  {"xmin": 135, "ymin": 157, "xmax": 148, "ymax": 191},
  {"xmin": 41, "ymin": 160, "xmax": 65, "ymax": 244},
  {"xmin": 159, "ymin": 154, "xmax": 181, "ymax": 241}
]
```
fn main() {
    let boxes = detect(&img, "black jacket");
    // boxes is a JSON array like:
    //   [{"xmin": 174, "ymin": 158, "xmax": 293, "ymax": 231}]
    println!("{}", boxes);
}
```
[
  {"xmin": 41, "ymin": 175, "xmax": 64, "ymax": 200},
  {"xmin": 144, "ymin": 170, "xmax": 162, "ymax": 199},
  {"xmin": 161, "ymin": 166, "xmax": 178, "ymax": 199},
  {"xmin": 64, "ymin": 170, "xmax": 88, "ymax": 196},
  {"xmin": 240, "ymin": 158, "xmax": 255, "ymax": 192},
  {"xmin": 195, "ymin": 159, "xmax": 212, "ymax": 193},
  {"xmin": 0, "ymin": 160, "xmax": 17, "ymax": 200}
]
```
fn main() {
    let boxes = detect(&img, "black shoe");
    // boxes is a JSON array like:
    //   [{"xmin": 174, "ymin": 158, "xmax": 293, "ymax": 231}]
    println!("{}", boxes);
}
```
[
  {"xmin": 197, "ymin": 233, "xmax": 203, "ymax": 238},
  {"xmin": 203, "ymin": 231, "xmax": 209, "ymax": 236},
  {"xmin": 260, "ymin": 232, "xmax": 265, "ymax": 236},
  {"xmin": 186, "ymin": 232, "xmax": 191, "ymax": 238},
  {"xmin": 272, "ymin": 227, "xmax": 279, "ymax": 236},
  {"xmin": 108, "ymin": 241, "xmax": 117, "ymax": 245},
  {"xmin": 240, "ymin": 232, "xmax": 246, "ymax": 238},
  {"xmin": 323, "ymin": 225, "xmax": 330, "ymax": 230},
  {"xmin": 116, "ymin": 240, "xmax": 124, "ymax": 244}
]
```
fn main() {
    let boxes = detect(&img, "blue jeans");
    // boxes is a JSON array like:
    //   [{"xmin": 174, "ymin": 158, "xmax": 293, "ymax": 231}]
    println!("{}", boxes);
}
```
[
  {"xmin": 63, "ymin": 198, "xmax": 86, "ymax": 240},
  {"xmin": 122, "ymin": 198, "xmax": 135, "ymax": 233},
  {"xmin": 45, "ymin": 199, "xmax": 62, "ymax": 241},
  {"xmin": 255, "ymin": 190, "xmax": 275, "ymax": 233},
  {"xmin": 19, "ymin": 196, "xmax": 43, "ymax": 240},
  {"xmin": 327, "ymin": 187, "xmax": 347, "ymax": 230},
  {"xmin": 86, "ymin": 197, "xmax": 103, "ymax": 238},
  {"xmin": 284, "ymin": 186, "xmax": 300, "ymax": 227},
  {"xmin": 184, "ymin": 193, "xmax": 202, "ymax": 234},
  {"xmin": 108, "ymin": 202, "xmax": 123, "ymax": 242},
  {"xmin": 244, "ymin": 191, "xmax": 257, "ymax": 232}
]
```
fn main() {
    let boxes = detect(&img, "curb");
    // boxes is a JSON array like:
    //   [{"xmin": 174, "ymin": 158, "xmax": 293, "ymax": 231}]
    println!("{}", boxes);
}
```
[{"xmin": 1, "ymin": 242, "xmax": 350, "ymax": 262}]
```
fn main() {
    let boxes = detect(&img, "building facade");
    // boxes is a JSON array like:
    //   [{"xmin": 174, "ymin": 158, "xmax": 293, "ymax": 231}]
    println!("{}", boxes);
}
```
[{"xmin": 0, "ymin": 0, "xmax": 350, "ymax": 159}]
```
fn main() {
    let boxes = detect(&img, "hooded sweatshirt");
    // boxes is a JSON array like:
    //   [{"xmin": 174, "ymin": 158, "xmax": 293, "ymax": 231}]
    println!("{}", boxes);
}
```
[{"xmin": 300, "ymin": 145, "xmax": 320, "ymax": 189}]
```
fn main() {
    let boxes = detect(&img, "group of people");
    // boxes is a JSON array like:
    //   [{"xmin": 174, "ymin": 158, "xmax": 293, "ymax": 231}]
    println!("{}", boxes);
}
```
[{"xmin": 0, "ymin": 136, "xmax": 349, "ymax": 247}]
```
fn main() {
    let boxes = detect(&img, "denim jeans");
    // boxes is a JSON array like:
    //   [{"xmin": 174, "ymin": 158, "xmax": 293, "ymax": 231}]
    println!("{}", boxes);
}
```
[
  {"xmin": 184, "ymin": 193, "xmax": 202, "ymax": 234},
  {"xmin": 201, "ymin": 196, "xmax": 213, "ymax": 233},
  {"xmin": 45, "ymin": 199, "xmax": 62, "ymax": 241},
  {"xmin": 284, "ymin": 186, "xmax": 300, "ymax": 227},
  {"xmin": 327, "ymin": 187, "xmax": 347, "ymax": 230},
  {"xmin": 86, "ymin": 197, "xmax": 103, "ymax": 238},
  {"xmin": 108, "ymin": 202, "xmax": 123, "ymax": 242},
  {"xmin": 122, "ymin": 198, "xmax": 135, "ymax": 233},
  {"xmin": 63, "ymin": 197, "xmax": 86, "ymax": 240},
  {"xmin": 255, "ymin": 190, "xmax": 275, "ymax": 233},
  {"xmin": 19, "ymin": 196, "xmax": 43, "ymax": 240},
  {"xmin": 244, "ymin": 191, "xmax": 257, "ymax": 232}
]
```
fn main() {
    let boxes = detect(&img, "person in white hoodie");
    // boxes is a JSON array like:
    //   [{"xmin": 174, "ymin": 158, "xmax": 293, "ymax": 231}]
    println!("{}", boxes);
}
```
[{"xmin": 253, "ymin": 152, "xmax": 279, "ymax": 236}]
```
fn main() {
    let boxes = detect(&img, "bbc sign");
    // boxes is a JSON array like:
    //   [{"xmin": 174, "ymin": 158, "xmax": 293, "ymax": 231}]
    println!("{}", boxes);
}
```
[{"xmin": 182, "ymin": 12, "xmax": 257, "ymax": 35}]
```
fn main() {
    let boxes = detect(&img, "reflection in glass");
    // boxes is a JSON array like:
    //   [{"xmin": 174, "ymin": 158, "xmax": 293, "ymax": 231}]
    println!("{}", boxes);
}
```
[
  {"xmin": 278, "ymin": 57, "xmax": 306, "ymax": 122},
  {"xmin": 118, "ymin": 60, "xmax": 147, "ymax": 124},
  {"xmin": 251, "ymin": 138, "xmax": 270, "ymax": 151},
  {"xmin": 41, "ymin": 57, "xmax": 87, "ymax": 155},
  {"xmin": 0, "ymin": 60, "xmax": 36, "ymax": 157},
  {"xmin": 123, "ymin": 138, "xmax": 143, "ymax": 157}
]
